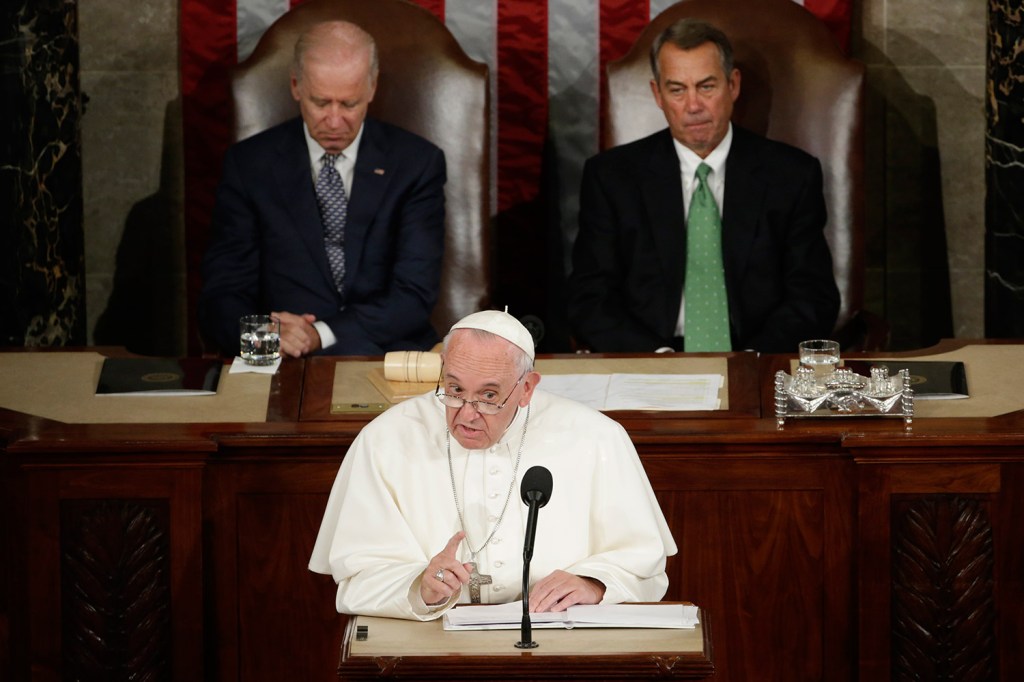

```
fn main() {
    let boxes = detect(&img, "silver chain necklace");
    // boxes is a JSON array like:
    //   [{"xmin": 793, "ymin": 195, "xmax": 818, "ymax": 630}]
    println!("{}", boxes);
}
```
[{"xmin": 447, "ymin": 404, "xmax": 530, "ymax": 560}]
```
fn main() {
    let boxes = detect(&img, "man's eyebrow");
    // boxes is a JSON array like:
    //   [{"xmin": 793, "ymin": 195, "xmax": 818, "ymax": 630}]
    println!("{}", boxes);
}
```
[
  {"xmin": 443, "ymin": 371, "xmax": 503, "ymax": 390},
  {"xmin": 665, "ymin": 74, "xmax": 717, "ymax": 86}
]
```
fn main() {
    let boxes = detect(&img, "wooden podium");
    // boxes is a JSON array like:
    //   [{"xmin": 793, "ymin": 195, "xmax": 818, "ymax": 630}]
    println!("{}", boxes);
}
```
[{"xmin": 337, "ymin": 606, "xmax": 713, "ymax": 680}]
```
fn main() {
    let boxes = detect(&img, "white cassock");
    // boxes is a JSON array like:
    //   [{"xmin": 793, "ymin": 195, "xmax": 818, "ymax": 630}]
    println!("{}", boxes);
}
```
[{"xmin": 309, "ymin": 388, "xmax": 678, "ymax": 620}]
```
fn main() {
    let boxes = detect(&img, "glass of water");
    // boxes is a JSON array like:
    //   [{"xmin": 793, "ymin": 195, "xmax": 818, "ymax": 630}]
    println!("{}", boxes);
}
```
[
  {"xmin": 239, "ymin": 314, "xmax": 281, "ymax": 365},
  {"xmin": 798, "ymin": 339, "xmax": 840, "ymax": 379}
]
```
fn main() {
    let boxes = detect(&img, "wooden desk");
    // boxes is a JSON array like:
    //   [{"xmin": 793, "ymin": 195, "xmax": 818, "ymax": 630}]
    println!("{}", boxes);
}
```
[
  {"xmin": 300, "ymin": 351, "xmax": 762, "ymax": 421},
  {"xmin": 0, "ymin": 350, "xmax": 306, "ymax": 682},
  {"xmin": 3, "ymin": 342, "xmax": 1024, "ymax": 682},
  {"xmin": 338, "ymin": 610, "xmax": 713, "ymax": 680}
]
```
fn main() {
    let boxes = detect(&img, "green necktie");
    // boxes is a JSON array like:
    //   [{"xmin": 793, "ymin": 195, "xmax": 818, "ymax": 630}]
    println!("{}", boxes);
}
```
[{"xmin": 684, "ymin": 163, "xmax": 731, "ymax": 352}]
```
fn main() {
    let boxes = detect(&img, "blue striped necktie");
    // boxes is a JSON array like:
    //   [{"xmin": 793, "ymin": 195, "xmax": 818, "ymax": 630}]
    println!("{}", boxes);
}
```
[
  {"xmin": 315, "ymin": 153, "xmax": 348, "ymax": 294},
  {"xmin": 684, "ymin": 162, "xmax": 731, "ymax": 352}
]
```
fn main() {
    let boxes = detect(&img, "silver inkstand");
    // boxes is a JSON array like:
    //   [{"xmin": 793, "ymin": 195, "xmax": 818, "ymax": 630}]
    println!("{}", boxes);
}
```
[{"xmin": 774, "ymin": 339, "xmax": 914, "ymax": 428}]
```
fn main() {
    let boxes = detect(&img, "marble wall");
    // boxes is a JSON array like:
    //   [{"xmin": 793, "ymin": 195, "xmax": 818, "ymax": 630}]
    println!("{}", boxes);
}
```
[
  {"xmin": 2, "ymin": 0, "xmax": 87, "ymax": 347},
  {"xmin": 986, "ymin": 0, "xmax": 1024, "ymax": 337},
  {"xmin": 67, "ymin": 0, "xmax": 992, "ymax": 353}
]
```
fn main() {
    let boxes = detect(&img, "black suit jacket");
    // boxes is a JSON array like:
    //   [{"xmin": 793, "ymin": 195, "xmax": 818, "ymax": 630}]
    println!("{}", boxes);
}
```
[
  {"xmin": 199, "ymin": 117, "xmax": 446, "ymax": 355},
  {"xmin": 568, "ymin": 126, "xmax": 839, "ymax": 353}
]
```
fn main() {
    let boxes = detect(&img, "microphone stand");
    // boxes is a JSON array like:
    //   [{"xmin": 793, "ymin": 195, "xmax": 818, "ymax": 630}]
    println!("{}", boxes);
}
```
[
  {"xmin": 516, "ymin": 563, "xmax": 536, "ymax": 648},
  {"xmin": 515, "ymin": 490, "xmax": 542, "ymax": 649}
]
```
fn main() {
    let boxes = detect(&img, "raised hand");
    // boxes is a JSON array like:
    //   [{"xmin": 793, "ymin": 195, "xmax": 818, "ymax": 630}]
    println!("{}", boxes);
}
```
[{"xmin": 420, "ymin": 531, "xmax": 474, "ymax": 606}]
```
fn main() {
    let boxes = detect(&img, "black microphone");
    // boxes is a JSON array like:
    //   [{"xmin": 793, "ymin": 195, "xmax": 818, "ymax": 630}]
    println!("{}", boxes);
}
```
[
  {"xmin": 515, "ymin": 465, "xmax": 553, "ymax": 649},
  {"xmin": 521, "ymin": 465, "xmax": 552, "ymax": 559}
]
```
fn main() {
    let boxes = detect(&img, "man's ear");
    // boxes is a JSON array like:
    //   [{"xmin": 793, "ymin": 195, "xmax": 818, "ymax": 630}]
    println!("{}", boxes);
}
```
[
  {"xmin": 728, "ymin": 68, "xmax": 741, "ymax": 103},
  {"xmin": 650, "ymin": 78, "xmax": 665, "ymax": 111},
  {"xmin": 366, "ymin": 74, "xmax": 378, "ymax": 104},
  {"xmin": 519, "ymin": 370, "xmax": 542, "ymax": 407}
]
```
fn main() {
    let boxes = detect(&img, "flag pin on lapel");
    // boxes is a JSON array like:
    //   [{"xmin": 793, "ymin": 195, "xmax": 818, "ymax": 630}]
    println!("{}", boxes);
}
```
[{"xmin": 374, "ymin": 168, "xmax": 385, "ymax": 175}]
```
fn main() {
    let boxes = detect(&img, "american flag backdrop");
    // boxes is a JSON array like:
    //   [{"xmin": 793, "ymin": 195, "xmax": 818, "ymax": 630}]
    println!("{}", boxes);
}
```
[{"xmin": 180, "ymin": 0, "xmax": 851, "ymax": 352}]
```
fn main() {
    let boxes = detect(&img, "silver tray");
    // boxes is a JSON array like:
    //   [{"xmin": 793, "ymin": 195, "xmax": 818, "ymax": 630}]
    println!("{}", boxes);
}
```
[{"xmin": 774, "ymin": 364, "xmax": 914, "ymax": 427}]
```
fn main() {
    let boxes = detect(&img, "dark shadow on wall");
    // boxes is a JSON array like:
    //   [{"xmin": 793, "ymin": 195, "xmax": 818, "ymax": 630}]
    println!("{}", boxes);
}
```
[
  {"xmin": 493, "ymin": 131, "xmax": 571, "ymax": 354},
  {"xmin": 860, "ymin": 38, "xmax": 956, "ymax": 351},
  {"xmin": 93, "ymin": 97, "xmax": 186, "ymax": 356}
]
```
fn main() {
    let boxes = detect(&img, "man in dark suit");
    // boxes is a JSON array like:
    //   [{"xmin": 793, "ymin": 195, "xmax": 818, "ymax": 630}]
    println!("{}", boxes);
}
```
[
  {"xmin": 199, "ymin": 20, "xmax": 445, "ymax": 357},
  {"xmin": 568, "ymin": 19, "xmax": 839, "ymax": 353}
]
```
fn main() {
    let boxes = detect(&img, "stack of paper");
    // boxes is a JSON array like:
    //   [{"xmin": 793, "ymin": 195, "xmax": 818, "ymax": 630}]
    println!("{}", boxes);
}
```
[
  {"xmin": 540, "ymin": 373, "xmax": 723, "ymax": 411},
  {"xmin": 442, "ymin": 602, "xmax": 700, "ymax": 631}
]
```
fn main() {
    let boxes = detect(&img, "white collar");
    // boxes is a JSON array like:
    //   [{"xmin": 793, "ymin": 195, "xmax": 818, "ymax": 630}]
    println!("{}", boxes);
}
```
[
  {"xmin": 302, "ymin": 120, "xmax": 365, "ymax": 165},
  {"xmin": 672, "ymin": 122, "xmax": 733, "ymax": 178}
]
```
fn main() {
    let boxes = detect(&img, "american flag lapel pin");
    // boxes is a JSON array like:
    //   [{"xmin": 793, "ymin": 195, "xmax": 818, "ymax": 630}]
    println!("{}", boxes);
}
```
[{"xmin": 374, "ymin": 168, "xmax": 385, "ymax": 175}]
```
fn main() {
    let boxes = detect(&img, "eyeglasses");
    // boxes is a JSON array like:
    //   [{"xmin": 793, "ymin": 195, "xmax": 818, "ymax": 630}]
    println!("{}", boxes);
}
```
[{"xmin": 435, "ymin": 367, "xmax": 526, "ymax": 416}]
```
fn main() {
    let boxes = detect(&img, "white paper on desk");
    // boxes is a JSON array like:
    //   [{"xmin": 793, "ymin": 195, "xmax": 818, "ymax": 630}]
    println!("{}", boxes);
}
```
[
  {"xmin": 228, "ymin": 355, "xmax": 281, "ymax": 374},
  {"xmin": 541, "ymin": 373, "xmax": 722, "ymax": 411},
  {"xmin": 443, "ymin": 601, "xmax": 699, "ymax": 630},
  {"xmin": 536, "ymin": 374, "xmax": 610, "ymax": 410},
  {"xmin": 605, "ymin": 373, "xmax": 722, "ymax": 410}
]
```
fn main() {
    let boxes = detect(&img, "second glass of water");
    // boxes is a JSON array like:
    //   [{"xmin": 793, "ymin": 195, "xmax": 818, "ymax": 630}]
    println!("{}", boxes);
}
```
[
  {"xmin": 798, "ymin": 339, "xmax": 840, "ymax": 378},
  {"xmin": 240, "ymin": 314, "xmax": 281, "ymax": 365}
]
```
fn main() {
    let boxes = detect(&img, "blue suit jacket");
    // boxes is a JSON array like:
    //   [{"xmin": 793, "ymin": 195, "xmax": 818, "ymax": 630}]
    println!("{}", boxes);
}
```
[
  {"xmin": 568, "ymin": 126, "xmax": 840, "ymax": 353},
  {"xmin": 199, "ymin": 117, "xmax": 446, "ymax": 355}
]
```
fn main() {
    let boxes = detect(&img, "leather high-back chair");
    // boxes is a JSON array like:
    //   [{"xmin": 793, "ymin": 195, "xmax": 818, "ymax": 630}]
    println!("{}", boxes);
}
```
[
  {"xmin": 606, "ymin": 0, "xmax": 885, "ymax": 349},
  {"xmin": 230, "ymin": 0, "xmax": 490, "ymax": 336}
]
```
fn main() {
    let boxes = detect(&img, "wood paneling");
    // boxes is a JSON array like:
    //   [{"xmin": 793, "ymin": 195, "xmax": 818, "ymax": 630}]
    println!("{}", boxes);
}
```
[
  {"xmin": 652, "ymin": 456, "xmax": 854, "ymax": 681},
  {"xmin": 206, "ymin": 461, "xmax": 345, "ymax": 682}
]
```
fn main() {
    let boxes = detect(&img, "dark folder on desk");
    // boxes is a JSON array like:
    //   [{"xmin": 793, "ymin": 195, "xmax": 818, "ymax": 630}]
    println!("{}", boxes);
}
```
[
  {"xmin": 95, "ymin": 357, "xmax": 223, "ymax": 396},
  {"xmin": 843, "ymin": 360, "xmax": 968, "ymax": 399}
]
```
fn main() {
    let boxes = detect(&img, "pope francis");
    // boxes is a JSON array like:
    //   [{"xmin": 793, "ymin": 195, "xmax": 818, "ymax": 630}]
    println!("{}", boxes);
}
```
[{"xmin": 309, "ymin": 309, "xmax": 677, "ymax": 620}]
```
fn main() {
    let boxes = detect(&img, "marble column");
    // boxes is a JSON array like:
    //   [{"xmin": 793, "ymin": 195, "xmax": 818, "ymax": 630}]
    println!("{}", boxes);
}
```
[
  {"xmin": 986, "ymin": 0, "xmax": 1024, "ymax": 336},
  {"xmin": 0, "ymin": 0, "xmax": 86, "ymax": 346}
]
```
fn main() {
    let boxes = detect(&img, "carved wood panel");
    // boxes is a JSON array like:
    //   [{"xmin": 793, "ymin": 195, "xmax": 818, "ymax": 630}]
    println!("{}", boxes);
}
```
[
  {"xmin": 891, "ymin": 495, "xmax": 996, "ymax": 682},
  {"xmin": 60, "ymin": 499, "xmax": 172, "ymax": 681}
]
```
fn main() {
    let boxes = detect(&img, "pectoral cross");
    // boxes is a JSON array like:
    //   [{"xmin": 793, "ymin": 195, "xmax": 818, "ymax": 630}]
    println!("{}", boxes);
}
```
[{"xmin": 467, "ymin": 562, "xmax": 492, "ymax": 604}]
